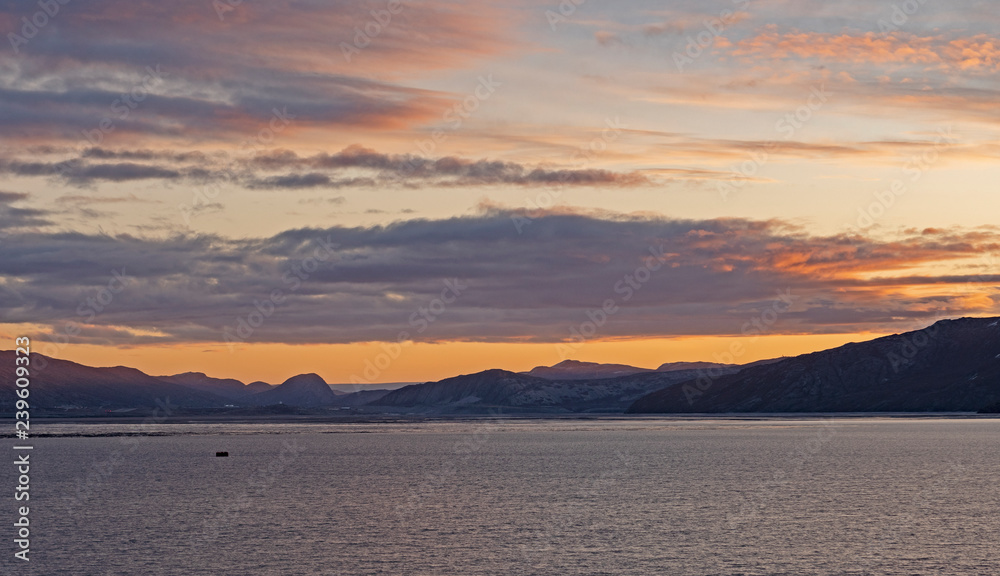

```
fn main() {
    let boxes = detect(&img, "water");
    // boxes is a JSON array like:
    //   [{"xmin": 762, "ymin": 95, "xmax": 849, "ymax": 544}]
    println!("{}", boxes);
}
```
[{"xmin": 4, "ymin": 418, "xmax": 999, "ymax": 575}]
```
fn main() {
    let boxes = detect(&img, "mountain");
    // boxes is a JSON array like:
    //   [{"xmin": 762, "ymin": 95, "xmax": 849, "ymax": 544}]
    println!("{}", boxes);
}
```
[
  {"xmin": 521, "ymin": 359, "xmax": 772, "ymax": 381},
  {"xmin": 7, "ymin": 316, "xmax": 997, "ymax": 415},
  {"xmin": 245, "ymin": 381, "xmax": 274, "ymax": 393},
  {"xmin": 656, "ymin": 361, "xmax": 734, "ymax": 372},
  {"xmin": 248, "ymin": 373, "xmax": 339, "ymax": 407},
  {"xmin": 523, "ymin": 360, "xmax": 653, "ymax": 380},
  {"xmin": 980, "ymin": 400, "xmax": 1000, "ymax": 414},
  {"xmin": 0, "ymin": 352, "xmax": 227, "ymax": 410},
  {"xmin": 328, "ymin": 382, "xmax": 415, "ymax": 392},
  {"xmin": 627, "ymin": 317, "xmax": 1000, "ymax": 413},
  {"xmin": 158, "ymin": 372, "xmax": 257, "ymax": 400},
  {"xmin": 369, "ymin": 367, "xmax": 743, "ymax": 413},
  {"xmin": 330, "ymin": 389, "xmax": 392, "ymax": 406}
]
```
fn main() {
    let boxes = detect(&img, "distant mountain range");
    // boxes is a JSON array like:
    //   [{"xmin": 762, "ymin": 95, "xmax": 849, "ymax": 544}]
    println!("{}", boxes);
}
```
[
  {"xmin": 0, "ymin": 356, "xmax": 228, "ymax": 411},
  {"xmin": 627, "ymin": 317, "xmax": 1000, "ymax": 413},
  {"xmin": 370, "ymin": 367, "xmax": 739, "ymax": 414},
  {"xmin": 370, "ymin": 317, "xmax": 999, "ymax": 414},
  {"xmin": 157, "ymin": 372, "xmax": 271, "ymax": 400},
  {"xmin": 0, "ymin": 355, "xmax": 390, "ymax": 414},
  {"xmin": 2, "ymin": 316, "xmax": 998, "ymax": 415},
  {"xmin": 520, "ymin": 359, "xmax": 736, "ymax": 380}
]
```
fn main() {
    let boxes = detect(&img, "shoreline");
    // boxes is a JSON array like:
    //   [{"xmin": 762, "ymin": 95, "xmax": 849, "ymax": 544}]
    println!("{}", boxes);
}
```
[{"xmin": 7, "ymin": 411, "xmax": 999, "ymax": 426}]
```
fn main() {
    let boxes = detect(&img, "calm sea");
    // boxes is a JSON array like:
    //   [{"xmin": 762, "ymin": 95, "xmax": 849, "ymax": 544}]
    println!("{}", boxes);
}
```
[{"xmin": 4, "ymin": 418, "xmax": 999, "ymax": 575}]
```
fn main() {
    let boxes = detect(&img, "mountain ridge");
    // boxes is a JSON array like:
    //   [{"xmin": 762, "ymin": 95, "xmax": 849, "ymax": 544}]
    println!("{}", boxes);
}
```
[
  {"xmin": 157, "ymin": 371, "xmax": 257, "ymax": 400},
  {"xmin": 370, "ymin": 367, "xmax": 743, "ymax": 413},
  {"xmin": 248, "ymin": 373, "xmax": 340, "ymax": 407},
  {"xmin": 627, "ymin": 317, "xmax": 1000, "ymax": 413},
  {"xmin": 4, "ymin": 316, "xmax": 998, "ymax": 414},
  {"xmin": 0, "ymin": 352, "xmax": 229, "ymax": 410}
]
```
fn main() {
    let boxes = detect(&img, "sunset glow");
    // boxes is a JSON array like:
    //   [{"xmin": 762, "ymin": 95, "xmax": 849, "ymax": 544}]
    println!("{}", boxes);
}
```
[{"xmin": 1, "ymin": 0, "xmax": 997, "ymax": 381}]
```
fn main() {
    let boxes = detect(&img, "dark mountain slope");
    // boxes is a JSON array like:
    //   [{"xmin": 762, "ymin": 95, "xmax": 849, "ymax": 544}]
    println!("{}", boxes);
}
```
[
  {"xmin": 628, "ymin": 317, "xmax": 1000, "ymax": 413},
  {"xmin": 0, "ymin": 352, "xmax": 228, "ymax": 410},
  {"xmin": 245, "ymin": 381, "xmax": 274, "ymax": 393},
  {"xmin": 523, "ymin": 360, "xmax": 653, "ymax": 380},
  {"xmin": 370, "ymin": 366, "xmax": 743, "ymax": 413},
  {"xmin": 248, "ymin": 373, "xmax": 339, "ymax": 407},
  {"xmin": 158, "ymin": 372, "xmax": 255, "ymax": 400},
  {"xmin": 656, "ymin": 361, "xmax": 735, "ymax": 372}
]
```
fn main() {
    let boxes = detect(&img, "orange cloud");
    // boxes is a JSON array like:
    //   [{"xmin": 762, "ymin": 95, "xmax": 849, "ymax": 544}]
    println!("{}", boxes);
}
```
[{"xmin": 731, "ymin": 28, "xmax": 1000, "ymax": 72}]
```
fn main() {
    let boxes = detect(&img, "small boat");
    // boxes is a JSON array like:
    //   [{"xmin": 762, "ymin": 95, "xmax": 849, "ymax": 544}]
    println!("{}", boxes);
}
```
[{"xmin": 215, "ymin": 451, "xmax": 229, "ymax": 457}]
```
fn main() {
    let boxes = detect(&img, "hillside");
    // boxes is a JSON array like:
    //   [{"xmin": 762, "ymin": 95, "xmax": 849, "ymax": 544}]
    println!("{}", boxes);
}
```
[
  {"xmin": 0, "ymin": 352, "xmax": 228, "ymax": 410},
  {"xmin": 158, "ymin": 372, "xmax": 259, "ymax": 400},
  {"xmin": 370, "ymin": 367, "xmax": 742, "ymax": 413},
  {"xmin": 247, "ymin": 373, "xmax": 340, "ymax": 407},
  {"xmin": 627, "ymin": 317, "xmax": 1000, "ymax": 413},
  {"xmin": 522, "ymin": 360, "xmax": 653, "ymax": 380}
]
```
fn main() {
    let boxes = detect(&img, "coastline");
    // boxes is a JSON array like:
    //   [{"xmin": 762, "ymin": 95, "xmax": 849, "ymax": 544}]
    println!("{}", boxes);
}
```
[{"xmin": 11, "ymin": 411, "xmax": 1000, "ymax": 426}]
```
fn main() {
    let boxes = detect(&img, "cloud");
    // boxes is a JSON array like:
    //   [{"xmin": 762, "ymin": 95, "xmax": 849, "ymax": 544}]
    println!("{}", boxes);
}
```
[
  {"xmin": 0, "ymin": 191, "xmax": 29, "ymax": 203},
  {"xmin": 0, "ymin": 191, "xmax": 53, "ymax": 230},
  {"xmin": 731, "ymin": 29, "xmax": 1000, "ymax": 72},
  {"xmin": 247, "ymin": 173, "xmax": 333, "ymax": 190},
  {"xmin": 56, "ymin": 193, "xmax": 159, "ymax": 205},
  {"xmin": 595, "ymin": 31, "xmax": 624, "ymax": 47},
  {"xmin": 0, "ymin": 0, "xmax": 521, "ymax": 146},
  {"xmin": 641, "ymin": 22, "xmax": 686, "ymax": 37},
  {"xmin": 0, "ymin": 157, "xmax": 202, "ymax": 185},
  {"xmin": 602, "ymin": 21, "xmax": 1000, "ymax": 128},
  {"xmin": 0, "ymin": 78, "xmax": 445, "ymax": 145},
  {"xmin": 0, "ymin": 145, "xmax": 652, "ymax": 189},
  {"xmin": 298, "ymin": 197, "xmax": 347, "ymax": 205},
  {"xmin": 3, "ymin": 210, "xmax": 997, "ymax": 347}
]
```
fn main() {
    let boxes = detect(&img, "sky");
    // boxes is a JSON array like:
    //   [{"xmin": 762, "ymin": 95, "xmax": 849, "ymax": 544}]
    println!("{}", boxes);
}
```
[{"xmin": 0, "ymin": 0, "xmax": 998, "ymax": 384}]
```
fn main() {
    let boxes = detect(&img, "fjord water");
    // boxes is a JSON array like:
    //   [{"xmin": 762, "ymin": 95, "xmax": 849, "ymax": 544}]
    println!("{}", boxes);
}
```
[{"xmin": 9, "ymin": 419, "xmax": 1000, "ymax": 575}]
